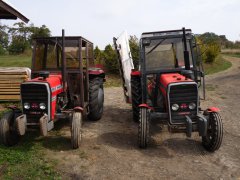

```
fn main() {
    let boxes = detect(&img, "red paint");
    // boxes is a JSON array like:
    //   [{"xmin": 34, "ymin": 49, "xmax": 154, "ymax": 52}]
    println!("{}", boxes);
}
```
[
  {"xmin": 207, "ymin": 107, "xmax": 220, "ymax": 112},
  {"xmin": 27, "ymin": 74, "xmax": 63, "ymax": 120},
  {"xmin": 131, "ymin": 70, "xmax": 141, "ymax": 76},
  {"xmin": 160, "ymin": 73, "xmax": 192, "ymax": 88},
  {"xmin": 88, "ymin": 69, "xmax": 105, "ymax": 75},
  {"xmin": 139, "ymin": 104, "xmax": 154, "ymax": 111},
  {"xmin": 160, "ymin": 73, "xmax": 193, "ymax": 96},
  {"xmin": 180, "ymin": 103, "xmax": 188, "ymax": 109}
]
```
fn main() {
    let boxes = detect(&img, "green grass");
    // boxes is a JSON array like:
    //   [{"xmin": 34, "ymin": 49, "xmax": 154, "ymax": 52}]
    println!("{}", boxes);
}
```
[
  {"xmin": 222, "ymin": 53, "xmax": 240, "ymax": 58},
  {"xmin": 104, "ymin": 74, "xmax": 122, "ymax": 87},
  {"xmin": 203, "ymin": 55, "xmax": 232, "ymax": 75},
  {"xmin": 0, "ymin": 130, "xmax": 61, "ymax": 179},
  {"xmin": 0, "ymin": 55, "xmax": 31, "ymax": 67}
]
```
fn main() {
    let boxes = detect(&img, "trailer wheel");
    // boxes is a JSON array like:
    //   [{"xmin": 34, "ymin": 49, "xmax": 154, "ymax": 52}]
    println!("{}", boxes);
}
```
[
  {"xmin": 88, "ymin": 77, "xmax": 104, "ymax": 121},
  {"xmin": 202, "ymin": 112, "xmax": 223, "ymax": 152},
  {"xmin": 138, "ymin": 107, "xmax": 150, "ymax": 148},
  {"xmin": 0, "ymin": 111, "xmax": 20, "ymax": 146},
  {"xmin": 131, "ymin": 75, "xmax": 142, "ymax": 122},
  {"xmin": 71, "ymin": 112, "xmax": 82, "ymax": 149}
]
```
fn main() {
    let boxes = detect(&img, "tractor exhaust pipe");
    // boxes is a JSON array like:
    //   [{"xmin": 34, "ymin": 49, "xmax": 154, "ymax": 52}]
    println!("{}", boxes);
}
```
[
  {"xmin": 183, "ymin": 27, "xmax": 191, "ymax": 70},
  {"xmin": 62, "ymin": 29, "xmax": 67, "ymax": 92}
]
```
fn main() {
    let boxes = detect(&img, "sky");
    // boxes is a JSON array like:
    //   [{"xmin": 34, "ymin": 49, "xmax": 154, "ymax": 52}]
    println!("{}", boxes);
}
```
[{"xmin": 1, "ymin": 0, "xmax": 240, "ymax": 49}]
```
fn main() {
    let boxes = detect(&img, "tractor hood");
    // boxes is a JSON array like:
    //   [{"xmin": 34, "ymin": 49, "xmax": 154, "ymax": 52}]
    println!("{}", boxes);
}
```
[
  {"xmin": 22, "ymin": 74, "xmax": 63, "ymax": 119},
  {"xmin": 160, "ymin": 73, "xmax": 193, "ymax": 96},
  {"xmin": 28, "ymin": 74, "xmax": 63, "ymax": 93}
]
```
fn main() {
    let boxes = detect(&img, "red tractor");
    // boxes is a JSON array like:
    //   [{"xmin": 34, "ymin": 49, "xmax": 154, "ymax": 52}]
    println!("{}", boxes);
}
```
[
  {"xmin": 0, "ymin": 30, "xmax": 105, "ymax": 149},
  {"xmin": 114, "ymin": 28, "xmax": 223, "ymax": 152}
]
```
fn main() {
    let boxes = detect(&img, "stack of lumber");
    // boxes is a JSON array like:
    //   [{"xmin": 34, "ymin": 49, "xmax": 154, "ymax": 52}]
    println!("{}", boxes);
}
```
[{"xmin": 0, "ymin": 67, "xmax": 31, "ymax": 101}]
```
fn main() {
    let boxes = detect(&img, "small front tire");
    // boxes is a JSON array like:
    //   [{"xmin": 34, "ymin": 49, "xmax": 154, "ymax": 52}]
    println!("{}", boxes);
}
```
[
  {"xmin": 138, "ymin": 107, "xmax": 150, "ymax": 148},
  {"xmin": 0, "ymin": 111, "xmax": 20, "ymax": 146},
  {"xmin": 71, "ymin": 112, "xmax": 82, "ymax": 149},
  {"xmin": 202, "ymin": 112, "xmax": 223, "ymax": 152}
]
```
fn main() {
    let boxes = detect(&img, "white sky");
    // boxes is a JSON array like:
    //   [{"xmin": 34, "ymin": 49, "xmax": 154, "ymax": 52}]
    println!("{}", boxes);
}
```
[{"xmin": 1, "ymin": 0, "xmax": 240, "ymax": 49}]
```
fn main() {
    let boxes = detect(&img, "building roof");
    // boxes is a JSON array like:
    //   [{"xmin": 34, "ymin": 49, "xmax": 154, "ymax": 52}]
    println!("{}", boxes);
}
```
[{"xmin": 0, "ymin": 0, "xmax": 29, "ymax": 23}]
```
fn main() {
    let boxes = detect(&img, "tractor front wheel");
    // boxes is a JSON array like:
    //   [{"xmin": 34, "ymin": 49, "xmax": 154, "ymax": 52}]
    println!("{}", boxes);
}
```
[
  {"xmin": 71, "ymin": 112, "xmax": 82, "ymax": 149},
  {"xmin": 0, "ymin": 111, "xmax": 20, "ymax": 146},
  {"xmin": 202, "ymin": 112, "xmax": 223, "ymax": 152},
  {"xmin": 138, "ymin": 107, "xmax": 150, "ymax": 148},
  {"xmin": 88, "ymin": 77, "xmax": 104, "ymax": 121}
]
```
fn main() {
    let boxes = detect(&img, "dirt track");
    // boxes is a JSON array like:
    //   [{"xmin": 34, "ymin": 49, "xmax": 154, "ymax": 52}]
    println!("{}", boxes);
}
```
[{"xmin": 46, "ymin": 56, "xmax": 240, "ymax": 179}]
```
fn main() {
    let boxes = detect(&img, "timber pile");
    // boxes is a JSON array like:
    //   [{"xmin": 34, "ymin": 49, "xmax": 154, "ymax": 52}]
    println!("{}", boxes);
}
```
[{"xmin": 0, "ymin": 67, "xmax": 31, "ymax": 101}]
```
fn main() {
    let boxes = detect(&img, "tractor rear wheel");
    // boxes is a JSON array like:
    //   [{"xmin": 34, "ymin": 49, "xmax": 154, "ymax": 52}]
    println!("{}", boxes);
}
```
[
  {"xmin": 71, "ymin": 112, "xmax": 82, "ymax": 149},
  {"xmin": 0, "ymin": 111, "xmax": 20, "ymax": 146},
  {"xmin": 202, "ymin": 112, "xmax": 223, "ymax": 152},
  {"xmin": 131, "ymin": 75, "xmax": 142, "ymax": 122},
  {"xmin": 138, "ymin": 107, "xmax": 150, "ymax": 148},
  {"xmin": 88, "ymin": 77, "xmax": 104, "ymax": 121}
]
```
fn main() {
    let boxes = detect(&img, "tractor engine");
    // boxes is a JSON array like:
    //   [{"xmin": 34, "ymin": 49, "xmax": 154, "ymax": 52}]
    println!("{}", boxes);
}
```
[
  {"xmin": 20, "ymin": 73, "xmax": 63, "ymax": 125},
  {"xmin": 160, "ymin": 73, "xmax": 198, "ymax": 125}
]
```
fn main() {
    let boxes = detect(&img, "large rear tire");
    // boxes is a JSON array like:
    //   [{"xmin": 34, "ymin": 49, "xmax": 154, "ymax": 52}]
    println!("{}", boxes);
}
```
[
  {"xmin": 0, "ymin": 111, "xmax": 20, "ymax": 146},
  {"xmin": 71, "ymin": 112, "xmax": 82, "ymax": 149},
  {"xmin": 202, "ymin": 112, "xmax": 223, "ymax": 152},
  {"xmin": 88, "ymin": 77, "xmax": 104, "ymax": 121},
  {"xmin": 131, "ymin": 75, "xmax": 142, "ymax": 122},
  {"xmin": 138, "ymin": 107, "xmax": 150, "ymax": 148}
]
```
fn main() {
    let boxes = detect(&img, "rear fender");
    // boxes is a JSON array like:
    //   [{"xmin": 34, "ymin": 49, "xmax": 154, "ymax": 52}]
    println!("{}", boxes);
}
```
[{"xmin": 131, "ymin": 70, "xmax": 141, "ymax": 76}]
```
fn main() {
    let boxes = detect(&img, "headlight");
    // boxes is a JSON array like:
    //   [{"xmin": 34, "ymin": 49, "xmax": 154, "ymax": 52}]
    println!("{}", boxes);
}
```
[
  {"xmin": 39, "ymin": 103, "xmax": 46, "ymax": 110},
  {"xmin": 189, "ymin": 102, "xmax": 196, "ymax": 110},
  {"xmin": 23, "ymin": 103, "xmax": 30, "ymax": 109},
  {"xmin": 171, "ymin": 104, "xmax": 179, "ymax": 111}
]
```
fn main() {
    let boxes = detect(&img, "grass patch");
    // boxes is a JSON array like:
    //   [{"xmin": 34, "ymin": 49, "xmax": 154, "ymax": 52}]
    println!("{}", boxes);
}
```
[
  {"xmin": 203, "ymin": 55, "xmax": 232, "ymax": 75},
  {"xmin": 222, "ymin": 53, "xmax": 240, "ymax": 58},
  {"xmin": 0, "ymin": 110, "xmax": 61, "ymax": 179},
  {"xmin": 0, "ymin": 55, "xmax": 31, "ymax": 67},
  {"xmin": 0, "ymin": 131, "xmax": 61, "ymax": 179},
  {"xmin": 104, "ymin": 74, "xmax": 122, "ymax": 87}
]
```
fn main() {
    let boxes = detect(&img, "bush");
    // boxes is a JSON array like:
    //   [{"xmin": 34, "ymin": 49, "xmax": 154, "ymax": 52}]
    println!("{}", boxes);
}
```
[
  {"xmin": 103, "ymin": 44, "xmax": 118, "ymax": 74},
  {"xmin": 204, "ymin": 44, "xmax": 220, "ymax": 63}
]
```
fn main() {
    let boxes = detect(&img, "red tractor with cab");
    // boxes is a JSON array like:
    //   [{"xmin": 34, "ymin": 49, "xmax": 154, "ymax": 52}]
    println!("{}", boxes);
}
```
[
  {"xmin": 114, "ymin": 28, "xmax": 223, "ymax": 152},
  {"xmin": 0, "ymin": 30, "xmax": 105, "ymax": 149}
]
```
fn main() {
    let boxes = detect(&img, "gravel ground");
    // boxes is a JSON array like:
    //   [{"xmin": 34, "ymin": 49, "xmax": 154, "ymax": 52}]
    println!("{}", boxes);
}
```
[{"xmin": 45, "ymin": 56, "xmax": 240, "ymax": 180}]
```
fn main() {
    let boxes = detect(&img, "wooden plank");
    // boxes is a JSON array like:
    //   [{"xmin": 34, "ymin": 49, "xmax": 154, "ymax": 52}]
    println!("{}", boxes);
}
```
[
  {"xmin": 0, "ymin": 84, "xmax": 20, "ymax": 88},
  {"xmin": 0, "ymin": 95, "xmax": 20, "ymax": 100},
  {"xmin": 0, "ymin": 72, "xmax": 27, "ymax": 75},
  {"xmin": 0, "ymin": 88, "xmax": 20, "ymax": 92},
  {"xmin": 0, "ymin": 80, "xmax": 24, "ymax": 84},
  {"xmin": 0, "ymin": 75, "xmax": 28, "ymax": 79},
  {"xmin": 0, "ymin": 92, "xmax": 20, "ymax": 95}
]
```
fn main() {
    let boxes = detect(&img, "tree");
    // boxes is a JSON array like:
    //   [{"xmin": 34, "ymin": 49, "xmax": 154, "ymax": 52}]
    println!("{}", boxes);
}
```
[
  {"xmin": 29, "ymin": 24, "xmax": 51, "ymax": 43},
  {"xmin": 7, "ymin": 23, "xmax": 51, "ymax": 54},
  {"xmin": 129, "ymin": 35, "xmax": 139, "ymax": 68},
  {"xmin": 197, "ymin": 32, "xmax": 221, "ymax": 63},
  {"xmin": 0, "ymin": 24, "xmax": 9, "ymax": 55},
  {"xmin": 94, "ymin": 46, "xmax": 104, "ymax": 64},
  {"xmin": 103, "ymin": 44, "xmax": 118, "ymax": 73},
  {"xmin": 8, "ymin": 22, "xmax": 31, "ymax": 54}
]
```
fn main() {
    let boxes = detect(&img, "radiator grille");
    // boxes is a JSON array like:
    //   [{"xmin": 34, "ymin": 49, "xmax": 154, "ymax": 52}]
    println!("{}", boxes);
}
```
[
  {"xmin": 21, "ymin": 83, "xmax": 49, "ymax": 123},
  {"xmin": 169, "ymin": 83, "xmax": 198, "ymax": 124}
]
